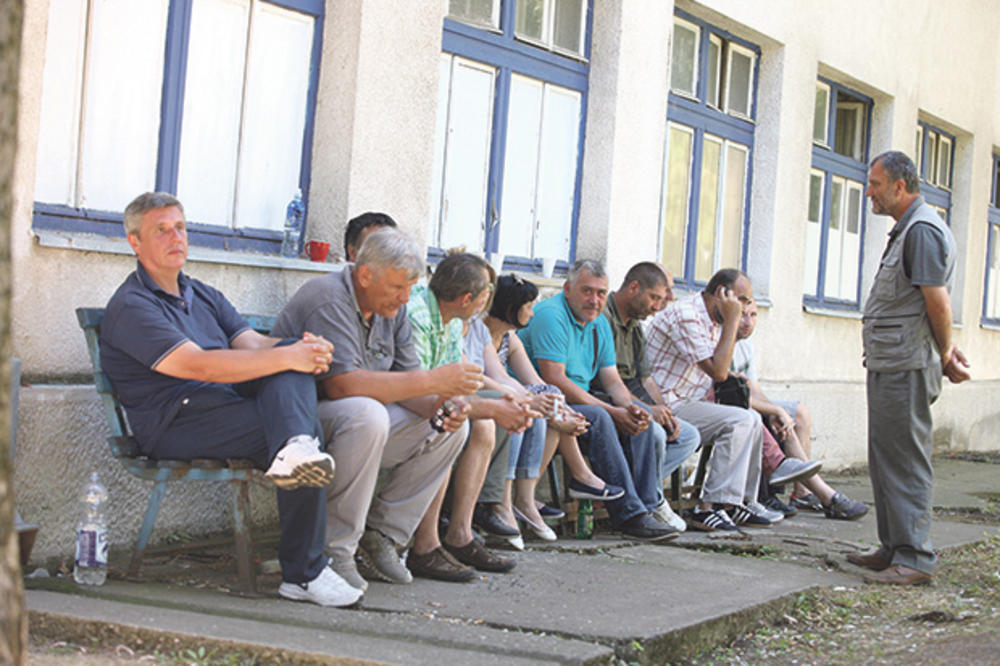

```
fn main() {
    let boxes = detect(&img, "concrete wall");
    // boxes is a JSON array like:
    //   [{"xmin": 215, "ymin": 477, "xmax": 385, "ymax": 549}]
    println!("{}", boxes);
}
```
[{"xmin": 11, "ymin": 0, "xmax": 1000, "ymax": 564}]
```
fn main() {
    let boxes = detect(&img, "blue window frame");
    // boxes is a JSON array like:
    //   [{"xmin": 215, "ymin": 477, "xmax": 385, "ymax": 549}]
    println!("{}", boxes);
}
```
[
  {"xmin": 803, "ymin": 78, "xmax": 872, "ymax": 309},
  {"xmin": 429, "ymin": 0, "xmax": 592, "ymax": 274},
  {"xmin": 32, "ymin": 0, "xmax": 324, "ymax": 254},
  {"xmin": 915, "ymin": 120, "xmax": 954, "ymax": 224},
  {"xmin": 659, "ymin": 11, "xmax": 759, "ymax": 288},
  {"xmin": 983, "ymin": 153, "xmax": 1000, "ymax": 325}
]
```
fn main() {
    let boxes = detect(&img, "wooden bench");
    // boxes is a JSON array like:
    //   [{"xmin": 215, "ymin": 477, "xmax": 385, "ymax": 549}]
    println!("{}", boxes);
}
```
[{"xmin": 75, "ymin": 308, "xmax": 276, "ymax": 595}]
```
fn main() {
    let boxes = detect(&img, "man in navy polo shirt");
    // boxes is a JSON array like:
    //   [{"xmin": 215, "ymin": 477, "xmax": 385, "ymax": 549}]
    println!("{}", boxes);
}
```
[{"xmin": 100, "ymin": 192, "xmax": 359, "ymax": 607}]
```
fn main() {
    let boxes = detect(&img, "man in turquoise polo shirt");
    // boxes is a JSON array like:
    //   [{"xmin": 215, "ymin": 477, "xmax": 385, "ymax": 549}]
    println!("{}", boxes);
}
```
[{"xmin": 519, "ymin": 259, "xmax": 676, "ymax": 540}]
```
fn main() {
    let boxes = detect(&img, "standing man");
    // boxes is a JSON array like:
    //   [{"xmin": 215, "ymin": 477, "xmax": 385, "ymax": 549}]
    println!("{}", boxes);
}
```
[
  {"xmin": 272, "ymin": 228, "xmax": 478, "ymax": 590},
  {"xmin": 602, "ymin": 262, "xmax": 700, "ymax": 531},
  {"xmin": 520, "ymin": 259, "xmax": 677, "ymax": 541},
  {"xmin": 852, "ymin": 150, "xmax": 970, "ymax": 585},
  {"xmin": 101, "ymin": 192, "xmax": 357, "ymax": 607}
]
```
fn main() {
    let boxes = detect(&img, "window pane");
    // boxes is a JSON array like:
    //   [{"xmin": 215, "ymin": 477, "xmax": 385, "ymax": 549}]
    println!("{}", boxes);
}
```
[
  {"xmin": 813, "ymin": 84, "xmax": 829, "ymax": 144},
  {"xmin": 994, "ymin": 158, "xmax": 1000, "ymax": 206},
  {"xmin": 552, "ymin": 0, "xmax": 584, "ymax": 54},
  {"xmin": 725, "ymin": 46, "xmax": 753, "ymax": 117},
  {"xmin": 79, "ymin": 0, "xmax": 169, "ymax": 211},
  {"xmin": 926, "ymin": 131, "xmax": 938, "ymax": 184},
  {"xmin": 706, "ymin": 36, "xmax": 721, "ymax": 108},
  {"xmin": 824, "ymin": 178, "xmax": 844, "ymax": 299},
  {"xmin": 499, "ymin": 75, "xmax": 543, "ymax": 259},
  {"xmin": 695, "ymin": 138, "xmax": 722, "ymax": 282},
  {"xmin": 234, "ymin": 2, "xmax": 314, "ymax": 231},
  {"xmin": 436, "ymin": 58, "xmax": 495, "ymax": 250},
  {"xmin": 428, "ymin": 55, "xmax": 452, "ymax": 247},
  {"xmin": 841, "ymin": 181, "xmax": 863, "ymax": 300},
  {"xmin": 449, "ymin": 0, "xmax": 498, "ymax": 28},
  {"xmin": 661, "ymin": 125, "xmax": 693, "ymax": 276},
  {"xmin": 177, "ymin": 0, "xmax": 250, "ymax": 227},
  {"xmin": 803, "ymin": 171, "xmax": 824, "ymax": 295},
  {"xmin": 515, "ymin": 0, "xmax": 545, "ymax": 42},
  {"xmin": 533, "ymin": 84, "xmax": 581, "ymax": 260},
  {"xmin": 990, "ymin": 225, "xmax": 1000, "ymax": 318},
  {"xmin": 670, "ymin": 20, "xmax": 698, "ymax": 96},
  {"xmin": 833, "ymin": 99, "xmax": 864, "ymax": 161},
  {"xmin": 720, "ymin": 143, "xmax": 747, "ymax": 269},
  {"xmin": 938, "ymin": 136, "xmax": 952, "ymax": 187},
  {"xmin": 34, "ymin": 0, "xmax": 88, "ymax": 205}
]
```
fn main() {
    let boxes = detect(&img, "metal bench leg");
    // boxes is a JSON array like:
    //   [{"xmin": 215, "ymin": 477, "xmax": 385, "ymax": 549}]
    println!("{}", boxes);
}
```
[
  {"xmin": 691, "ymin": 443, "xmax": 715, "ymax": 500},
  {"xmin": 129, "ymin": 478, "xmax": 167, "ymax": 576},
  {"xmin": 231, "ymin": 479, "xmax": 256, "ymax": 595}
]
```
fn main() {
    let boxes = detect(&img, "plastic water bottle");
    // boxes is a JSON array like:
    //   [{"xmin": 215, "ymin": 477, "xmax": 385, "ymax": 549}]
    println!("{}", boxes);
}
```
[
  {"xmin": 280, "ymin": 189, "xmax": 305, "ymax": 258},
  {"xmin": 74, "ymin": 472, "xmax": 109, "ymax": 585}
]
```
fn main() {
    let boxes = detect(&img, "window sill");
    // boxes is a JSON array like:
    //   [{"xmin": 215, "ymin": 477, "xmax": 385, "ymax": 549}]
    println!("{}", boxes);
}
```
[
  {"xmin": 802, "ymin": 303, "xmax": 863, "ymax": 320},
  {"xmin": 980, "ymin": 321, "xmax": 1000, "ymax": 332},
  {"xmin": 33, "ymin": 229, "xmax": 341, "ymax": 273}
]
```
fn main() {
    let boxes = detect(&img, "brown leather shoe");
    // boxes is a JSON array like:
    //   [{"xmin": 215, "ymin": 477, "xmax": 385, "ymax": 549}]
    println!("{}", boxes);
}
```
[
  {"xmin": 407, "ymin": 547, "xmax": 476, "ymax": 582},
  {"xmin": 862, "ymin": 564, "xmax": 932, "ymax": 586},
  {"xmin": 444, "ymin": 538, "xmax": 516, "ymax": 572},
  {"xmin": 846, "ymin": 550, "xmax": 891, "ymax": 571}
]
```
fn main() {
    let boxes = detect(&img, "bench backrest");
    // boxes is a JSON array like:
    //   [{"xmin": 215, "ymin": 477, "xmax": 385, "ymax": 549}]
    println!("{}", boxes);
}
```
[{"xmin": 75, "ymin": 307, "xmax": 275, "ymax": 458}]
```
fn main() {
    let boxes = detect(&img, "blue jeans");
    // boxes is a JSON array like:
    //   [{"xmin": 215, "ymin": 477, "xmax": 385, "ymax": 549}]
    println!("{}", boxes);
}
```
[
  {"xmin": 508, "ymin": 419, "xmax": 546, "ymax": 479},
  {"xmin": 572, "ymin": 404, "xmax": 662, "ymax": 527}
]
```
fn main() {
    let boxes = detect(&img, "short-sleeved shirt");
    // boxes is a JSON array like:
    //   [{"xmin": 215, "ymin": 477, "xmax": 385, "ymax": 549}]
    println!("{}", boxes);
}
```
[
  {"xmin": 518, "ymin": 292, "xmax": 616, "ymax": 392},
  {"xmin": 463, "ymin": 318, "xmax": 491, "ymax": 368},
  {"xmin": 99, "ymin": 262, "xmax": 250, "ymax": 452},
  {"xmin": 730, "ymin": 338, "xmax": 757, "ymax": 382},
  {"xmin": 902, "ymin": 222, "xmax": 950, "ymax": 286},
  {"xmin": 602, "ymin": 291, "xmax": 651, "ymax": 383},
  {"xmin": 646, "ymin": 293, "xmax": 718, "ymax": 407},
  {"xmin": 406, "ymin": 284, "xmax": 463, "ymax": 371},
  {"xmin": 271, "ymin": 265, "xmax": 420, "ymax": 380}
]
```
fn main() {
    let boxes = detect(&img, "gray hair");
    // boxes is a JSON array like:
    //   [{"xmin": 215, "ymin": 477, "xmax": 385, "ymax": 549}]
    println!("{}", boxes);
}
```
[
  {"xmin": 355, "ymin": 227, "xmax": 424, "ymax": 280},
  {"xmin": 123, "ymin": 192, "xmax": 184, "ymax": 237},
  {"xmin": 567, "ymin": 259, "xmax": 607, "ymax": 284},
  {"xmin": 872, "ymin": 150, "xmax": 920, "ymax": 194}
]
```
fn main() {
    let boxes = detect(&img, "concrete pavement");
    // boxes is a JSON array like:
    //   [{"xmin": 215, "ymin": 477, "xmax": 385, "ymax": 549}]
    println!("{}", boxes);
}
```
[{"xmin": 25, "ymin": 458, "xmax": 1000, "ymax": 665}]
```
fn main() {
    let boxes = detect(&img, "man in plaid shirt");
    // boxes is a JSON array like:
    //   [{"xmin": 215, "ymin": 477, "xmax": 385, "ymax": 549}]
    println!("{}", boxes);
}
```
[{"xmin": 647, "ymin": 269, "xmax": 810, "ymax": 531}]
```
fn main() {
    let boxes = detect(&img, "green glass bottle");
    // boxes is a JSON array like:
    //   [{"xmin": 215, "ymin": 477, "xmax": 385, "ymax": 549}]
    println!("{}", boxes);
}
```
[{"xmin": 576, "ymin": 499, "xmax": 594, "ymax": 539}]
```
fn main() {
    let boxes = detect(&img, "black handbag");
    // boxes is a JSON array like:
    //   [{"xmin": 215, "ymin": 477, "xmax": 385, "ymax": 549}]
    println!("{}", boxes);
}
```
[{"xmin": 713, "ymin": 375, "xmax": 750, "ymax": 409}]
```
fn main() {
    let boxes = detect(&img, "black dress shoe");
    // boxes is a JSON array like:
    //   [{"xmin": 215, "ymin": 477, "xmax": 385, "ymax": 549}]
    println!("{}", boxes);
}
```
[
  {"xmin": 619, "ymin": 513, "xmax": 679, "ymax": 542},
  {"xmin": 473, "ymin": 503, "xmax": 520, "ymax": 537}
]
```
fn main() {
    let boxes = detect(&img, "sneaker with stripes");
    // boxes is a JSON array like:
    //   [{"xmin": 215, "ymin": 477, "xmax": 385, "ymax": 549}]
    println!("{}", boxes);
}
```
[
  {"xmin": 724, "ymin": 502, "xmax": 774, "ymax": 528},
  {"xmin": 686, "ymin": 507, "xmax": 741, "ymax": 532}
]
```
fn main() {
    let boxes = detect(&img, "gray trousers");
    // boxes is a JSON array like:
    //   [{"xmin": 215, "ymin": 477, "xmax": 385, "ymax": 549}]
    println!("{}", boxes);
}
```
[
  {"xmin": 478, "ymin": 427, "xmax": 514, "ymax": 503},
  {"xmin": 318, "ymin": 397, "xmax": 467, "ymax": 558},
  {"xmin": 672, "ymin": 399, "xmax": 763, "ymax": 506},
  {"xmin": 867, "ymin": 366, "xmax": 941, "ymax": 574}
]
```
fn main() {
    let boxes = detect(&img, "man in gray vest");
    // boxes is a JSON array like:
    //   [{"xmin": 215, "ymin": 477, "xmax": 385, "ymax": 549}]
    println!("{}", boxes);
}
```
[{"xmin": 852, "ymin": 150, "xmax": 970, "ymax": 585}]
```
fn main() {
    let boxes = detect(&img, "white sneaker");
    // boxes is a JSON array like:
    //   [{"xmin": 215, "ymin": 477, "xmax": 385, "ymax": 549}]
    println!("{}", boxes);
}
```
[
  {"xmin": 653, "ymin": 500, "xmax": 687, "ymax": 532},
  {"xmin": 265, "ymin": 435, "xmax": 334, "ymax": 490},
  {"xmin": 278, "ymin": 566, "xmax": 362, "ymax": 607},
  {"xmin": 748, "ymin": 500, "xmax": 784, "ymax": 523}
]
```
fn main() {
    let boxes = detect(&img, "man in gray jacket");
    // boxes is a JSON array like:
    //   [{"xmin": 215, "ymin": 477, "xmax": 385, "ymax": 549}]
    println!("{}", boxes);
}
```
[{"xmin": 853, "ymin": 150, "xmax": 970, "ymax": 585}]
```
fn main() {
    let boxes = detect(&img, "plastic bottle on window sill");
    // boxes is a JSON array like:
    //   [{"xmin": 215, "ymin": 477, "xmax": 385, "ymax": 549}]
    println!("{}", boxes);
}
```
[
  {"xmin": 74, "ymin": 472, "xmax": 109, "ymax": 585},
  {"xmin": 281, "ymin": 189, "xmax": 305, "ymax": 258}
]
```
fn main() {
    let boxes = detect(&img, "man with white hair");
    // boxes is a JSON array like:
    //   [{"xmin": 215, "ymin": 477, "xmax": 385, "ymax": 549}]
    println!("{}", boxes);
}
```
[{"xmin": 272, "ymin": 228, "xmax": 481, "ymax": 590}]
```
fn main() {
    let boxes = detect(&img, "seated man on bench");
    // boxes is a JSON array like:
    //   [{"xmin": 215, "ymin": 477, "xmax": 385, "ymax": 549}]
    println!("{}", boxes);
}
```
[{"xmin": 99, "ymin": 192, "xmax": 357, "ymax": 607}]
